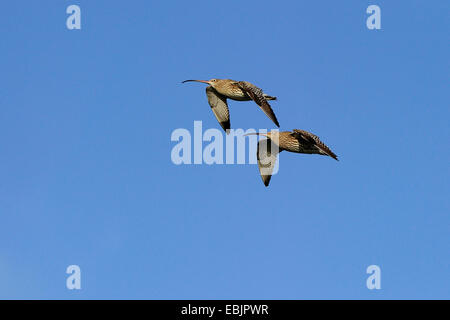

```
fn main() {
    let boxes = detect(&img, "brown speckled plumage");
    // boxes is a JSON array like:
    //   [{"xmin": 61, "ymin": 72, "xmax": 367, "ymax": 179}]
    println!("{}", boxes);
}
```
[
  {"xmin": 248, "ymin": 129, "xmax": 338, "ymax": 186},
  {"xmin": 182, "ymin": 78, "xmax": 279, "ymax": 132}
]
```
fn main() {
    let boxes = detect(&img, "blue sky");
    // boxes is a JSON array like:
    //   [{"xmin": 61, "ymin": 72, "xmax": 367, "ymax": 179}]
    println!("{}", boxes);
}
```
[{"xmin": 0, "ymin": 1, "xmax": 448, "ymax": 299}]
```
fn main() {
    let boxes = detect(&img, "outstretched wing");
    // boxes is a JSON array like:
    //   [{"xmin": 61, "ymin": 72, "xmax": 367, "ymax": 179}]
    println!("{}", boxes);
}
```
[
  {"xmin": 257, "ymin": 138, "xmax": 281, "ymax": 187},
  {"xmin": 237, "ymin": 81, "xmax": 280, "ymax": 127},
  {"xmin": 291, "ymin": 129, "xmax": 338, "ymax": 160},
  {"xmin": 205, "ymin": 86, "xmax": 230, "ymax": 133}
]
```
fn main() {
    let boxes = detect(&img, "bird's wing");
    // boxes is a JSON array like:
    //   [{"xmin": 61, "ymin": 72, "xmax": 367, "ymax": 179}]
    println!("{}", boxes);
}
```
[
  {"xmin": 291, "ymin": 129, "xmax": 338, "ymax": 160},
  {"xmin": 257, "ymin": 138, "xmax": 281, "ymax": 187},
  {"xmin": 205, "ymin": 86, "xmax": 230, "ymax": 133},
  {"xmin": 237, "ymin": 81, "xmax": 280, "ymax": 127}
]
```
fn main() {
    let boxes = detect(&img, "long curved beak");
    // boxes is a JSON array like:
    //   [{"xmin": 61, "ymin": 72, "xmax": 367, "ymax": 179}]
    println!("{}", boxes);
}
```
[
  {"xmin": 244, "ymin": 133, "xmax": 269, "ymax": 138},
  {"xmin": 181, "ymin": 79, "xmax": 210, "ymax": 84}
]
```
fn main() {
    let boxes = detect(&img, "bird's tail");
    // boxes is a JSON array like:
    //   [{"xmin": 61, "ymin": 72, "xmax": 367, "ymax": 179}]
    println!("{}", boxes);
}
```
[{"xmin": 263, "ymin": 94, "xmax": 277, "ymax": 101}]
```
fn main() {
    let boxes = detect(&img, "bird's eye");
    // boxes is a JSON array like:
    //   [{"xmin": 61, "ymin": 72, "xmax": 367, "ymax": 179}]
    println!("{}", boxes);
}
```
[{"xmin": 211, "ymin": 79, "xmax": 216, "ymax": 82}]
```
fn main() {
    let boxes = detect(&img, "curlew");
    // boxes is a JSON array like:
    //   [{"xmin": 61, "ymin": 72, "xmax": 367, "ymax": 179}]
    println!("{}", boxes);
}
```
[
  {"xmin": 246, "ymin": 129, "xmax": 338, "ymax": 187},
  {"xmin": 182, "ymin": 78, "xmax": 280, "ymax": 133}
]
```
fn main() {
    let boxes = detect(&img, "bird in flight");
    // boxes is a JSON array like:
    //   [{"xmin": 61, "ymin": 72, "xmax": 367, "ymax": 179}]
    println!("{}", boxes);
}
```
[
  {"xmin": 182, "ymin": 78, "xmax": 280, "ymax": 133},
  {"xmin": 246, "ymin": 129, "xmax": 338, "ymax": 187}
]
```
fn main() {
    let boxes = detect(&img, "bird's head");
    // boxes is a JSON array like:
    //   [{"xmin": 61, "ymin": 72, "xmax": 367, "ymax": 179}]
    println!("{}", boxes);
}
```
[{"xmin": 182, "ymin": 78, "xmax": 219, "ymax": 88}]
